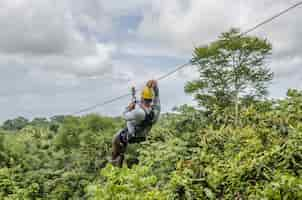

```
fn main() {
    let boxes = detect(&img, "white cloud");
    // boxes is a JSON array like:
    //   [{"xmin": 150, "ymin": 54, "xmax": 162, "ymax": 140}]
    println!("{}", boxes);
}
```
[
  {"xmin": 239, "ymin": 0, "xmax": 302, "ymax": 82},
  {"xmin": 0, "ymin": 0, "xmax": 70, "ymax": 55},
  {"xmin": 135, "ymin": 0, "xmax": 302, "ymax": 83},
  {"xmin": 137, "ymin": 0, "xmax": 241, "ymax": 52},
  {"xmin": 0, "ymin": 0, "xmax": 117, "ymax": 79},
  {"xmin": 0, "ymin": 0, "xmax": 302, "ymax": 121},
  {"xmin": 120, "ymin": 42, "xmax": 188, "ymax": 58},
  {"xmin": 270, "ymin": 56, "xmax": 302, "ymax": 79}
]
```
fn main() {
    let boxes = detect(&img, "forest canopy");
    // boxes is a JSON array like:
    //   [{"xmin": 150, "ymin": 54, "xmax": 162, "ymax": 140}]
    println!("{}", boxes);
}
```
[{"xmin": 1, "ymin": 30, "xmax": 302, "ymax": 199}]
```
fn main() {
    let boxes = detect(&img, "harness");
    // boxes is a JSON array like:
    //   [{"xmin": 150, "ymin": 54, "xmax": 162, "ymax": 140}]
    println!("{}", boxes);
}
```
[
  {"xmin": 138, "ymin": 104, "xmax": 155, "ymax": 128},
  {"xmin": 124, "ymin": 86, "xmax": 155, "ymax": 144},
  {"xmin": 131, "ymin": 86, "xmax": 155, "ymax": 129},
  {"xmin": 126, "ymin": 105, "xmax": 154, "ymax": 144}
]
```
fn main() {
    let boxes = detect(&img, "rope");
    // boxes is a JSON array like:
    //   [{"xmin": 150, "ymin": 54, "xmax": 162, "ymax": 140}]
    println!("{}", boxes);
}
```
[
  {"xmin": 72, "ymin": 93, "xmax": 131, "ymax": 115},
  {"xmin": 71, "ymin": 1, "xmax": 302, "ymax": 115},
  {"xmin": 71, "ymin": 63, "xmax": 190, "ymax": 115},
  {"xmin": 240, "ymin": 1, "xmax": 302, "ymax": 36}
]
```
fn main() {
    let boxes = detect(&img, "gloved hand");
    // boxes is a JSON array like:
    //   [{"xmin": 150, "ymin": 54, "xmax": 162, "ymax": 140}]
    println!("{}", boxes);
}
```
[
  {"xmin": 151, "ymin": 80, "xmax": 159, "ymax": 96},
  {"xmin": 153, "ymin": 86, "xmax": 159, "ymax": 97},
  {"xmin": 127, "ymin": 102, "xmax": 136, "ymax": 111}
]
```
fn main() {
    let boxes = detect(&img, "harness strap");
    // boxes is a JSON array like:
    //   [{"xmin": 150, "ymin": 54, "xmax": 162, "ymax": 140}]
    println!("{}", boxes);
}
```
[
  {"xmin": 139, "ymin": 104, "xmax": 150, "ymax": 117},
  {"xmin": 138, "ymin": 104, "xmax": 154, "ymax": 127},
  {"xmin": 119, "ymin": 128, "xmax": 128, "ymax": 145}
]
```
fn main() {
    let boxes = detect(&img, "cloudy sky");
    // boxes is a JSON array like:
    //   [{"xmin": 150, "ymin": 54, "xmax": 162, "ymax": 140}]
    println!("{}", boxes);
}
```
[{"xmin": 0, "ymin": 0, "xmax": 302, "ymax": 121}]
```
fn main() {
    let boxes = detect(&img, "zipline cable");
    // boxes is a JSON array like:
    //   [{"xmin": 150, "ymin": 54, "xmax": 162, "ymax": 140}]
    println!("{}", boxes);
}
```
[
  {"xmin": 240, "ymin": 1, "xmax": 302, "ymax": 36},
  {"xmin": 72, "ymin": 93, "xmax": 131, "ymax": 115},
  {"xmin": 71, "ymin": 63, "xmax": 190, "ymax": 115},
  {"xmin": 71, "ymin": 1, "xmax": 302, "ymax": 115}
]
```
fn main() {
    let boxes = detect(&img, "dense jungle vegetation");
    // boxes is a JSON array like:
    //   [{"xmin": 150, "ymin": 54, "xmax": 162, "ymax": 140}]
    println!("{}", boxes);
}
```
[{"xmin": 1, "ymin": 30, "xmax": 302, "ymax": 199}]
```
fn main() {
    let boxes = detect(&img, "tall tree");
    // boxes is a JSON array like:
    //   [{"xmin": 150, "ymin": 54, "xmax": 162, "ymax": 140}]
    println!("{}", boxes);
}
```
[
  {"xmin": 185, "ymin": 28, "xmax": 273, "ymax": 126},
  {"xmin": 2, "ymin": 116, "xmax": 29, "ymax": 131},
  {"xmin": 30, "ymin": 117, "xmax": 49, "ymax": 127}
]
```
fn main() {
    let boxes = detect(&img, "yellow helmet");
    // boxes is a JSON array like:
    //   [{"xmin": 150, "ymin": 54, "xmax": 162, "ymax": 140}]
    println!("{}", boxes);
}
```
[{"xmin": 141, "ymin": 86, "xmax": 154, "ymax": 100}]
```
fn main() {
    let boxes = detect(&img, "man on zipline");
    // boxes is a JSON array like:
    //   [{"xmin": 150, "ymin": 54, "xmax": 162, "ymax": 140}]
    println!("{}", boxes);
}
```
[{"xmin": 111, "ymin": 80, "xmax": 161, "ymax": 167}]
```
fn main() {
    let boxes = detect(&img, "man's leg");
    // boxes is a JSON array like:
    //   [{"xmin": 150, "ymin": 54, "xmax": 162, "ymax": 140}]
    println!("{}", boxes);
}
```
[{"xmin": 111, "ymin": 129, "xmax": 128, "ymax": 167}]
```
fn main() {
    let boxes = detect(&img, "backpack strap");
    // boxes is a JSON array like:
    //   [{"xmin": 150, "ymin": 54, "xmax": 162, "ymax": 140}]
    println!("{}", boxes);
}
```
[{"xmin": 139, "ymin": 104, "xmax": 154, "ymax": 125}]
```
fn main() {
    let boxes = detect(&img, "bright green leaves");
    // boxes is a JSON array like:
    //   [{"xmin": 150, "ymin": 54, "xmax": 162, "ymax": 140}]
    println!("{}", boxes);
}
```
[
  {"xmin": 0, "ymin": 168, "xmax": 15, "ymax": 198},
  {"xmin": 0, "ymin": 114, "xmax": 121, "ymax": 199},
  {"xmin": 1, "ymin": 91, "xmax": 302, "ymax": 199},
  {"xmin": 187, "ymin": 28, "xmax": 273, "ymax": 127},
  {"xmin": 252, "ymin": 173, "xmax": 302, "ymax": 199},
  {"xmin": 86, "ymin": 164, "xmax": 165, "ymax": 200},
  {"xmin": 1, "ymin": 116, "xmax": 29, "ymax": 131}
]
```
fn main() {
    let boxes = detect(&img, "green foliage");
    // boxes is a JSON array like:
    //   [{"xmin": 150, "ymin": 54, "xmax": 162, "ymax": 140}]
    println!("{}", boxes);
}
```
[
  {"xmin": 1, "ymin": 89, "xmax": 302, "ymax": 199},
  {"xmin": 86, "ymin": 164, "xmax": 166, "ymax": 200},
  {"xmin": 87, "ymin": 89, "xmax": 302, "ymax": 199},
  {"xmin": 0, "ymin": 114, "xmax": 120, "ymax": 199},
  {"xmin": 2, "ymin": 116, "xmax": 29, "ymax": 131},
  {"xmin": 2, "ymin": 29, "xmax": 302, "ymax": 199},
  {"xmin": 186, "ymin": 28, "xmax": 273, "ymax": 126}
]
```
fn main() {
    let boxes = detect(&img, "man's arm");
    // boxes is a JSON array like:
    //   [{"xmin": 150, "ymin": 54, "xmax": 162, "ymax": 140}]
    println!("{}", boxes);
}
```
[
  {"xmin": 152, "ymin": 83, "xmax": 161, "ymax": 123},
  {"xmin": 123, "ymin": 105, "xmax": 145, "ymax": 121}
]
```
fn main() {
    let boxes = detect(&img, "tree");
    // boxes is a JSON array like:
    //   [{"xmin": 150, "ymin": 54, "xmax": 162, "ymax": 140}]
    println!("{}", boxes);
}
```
[
  {"xmin": 185, "ymin": 28, "xmax": 273, "ymax": 126},
  {"xmin": 2, "ymin": 116, "xmax": 29, "ymax": 131},
  {"xmin": 30, "ymin": 117, "xmax": 49, "ymax": 127},
  {"xmin": 50, "ymin": 115, "xmax": 66, "ymax": 124}
]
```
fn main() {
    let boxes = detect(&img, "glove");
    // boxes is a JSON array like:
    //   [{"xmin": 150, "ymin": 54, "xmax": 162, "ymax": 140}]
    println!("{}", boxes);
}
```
[
  {"xmin": 153, "ymin": 85, "xmax": 159, "ymax": 97},
  {"xmin": 127, "ymin": 102, "xmax": 136, "ymax": 111},
  {"xmin": 151, "ymin": 80, "xmax": 159, "ymax": 96}
]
